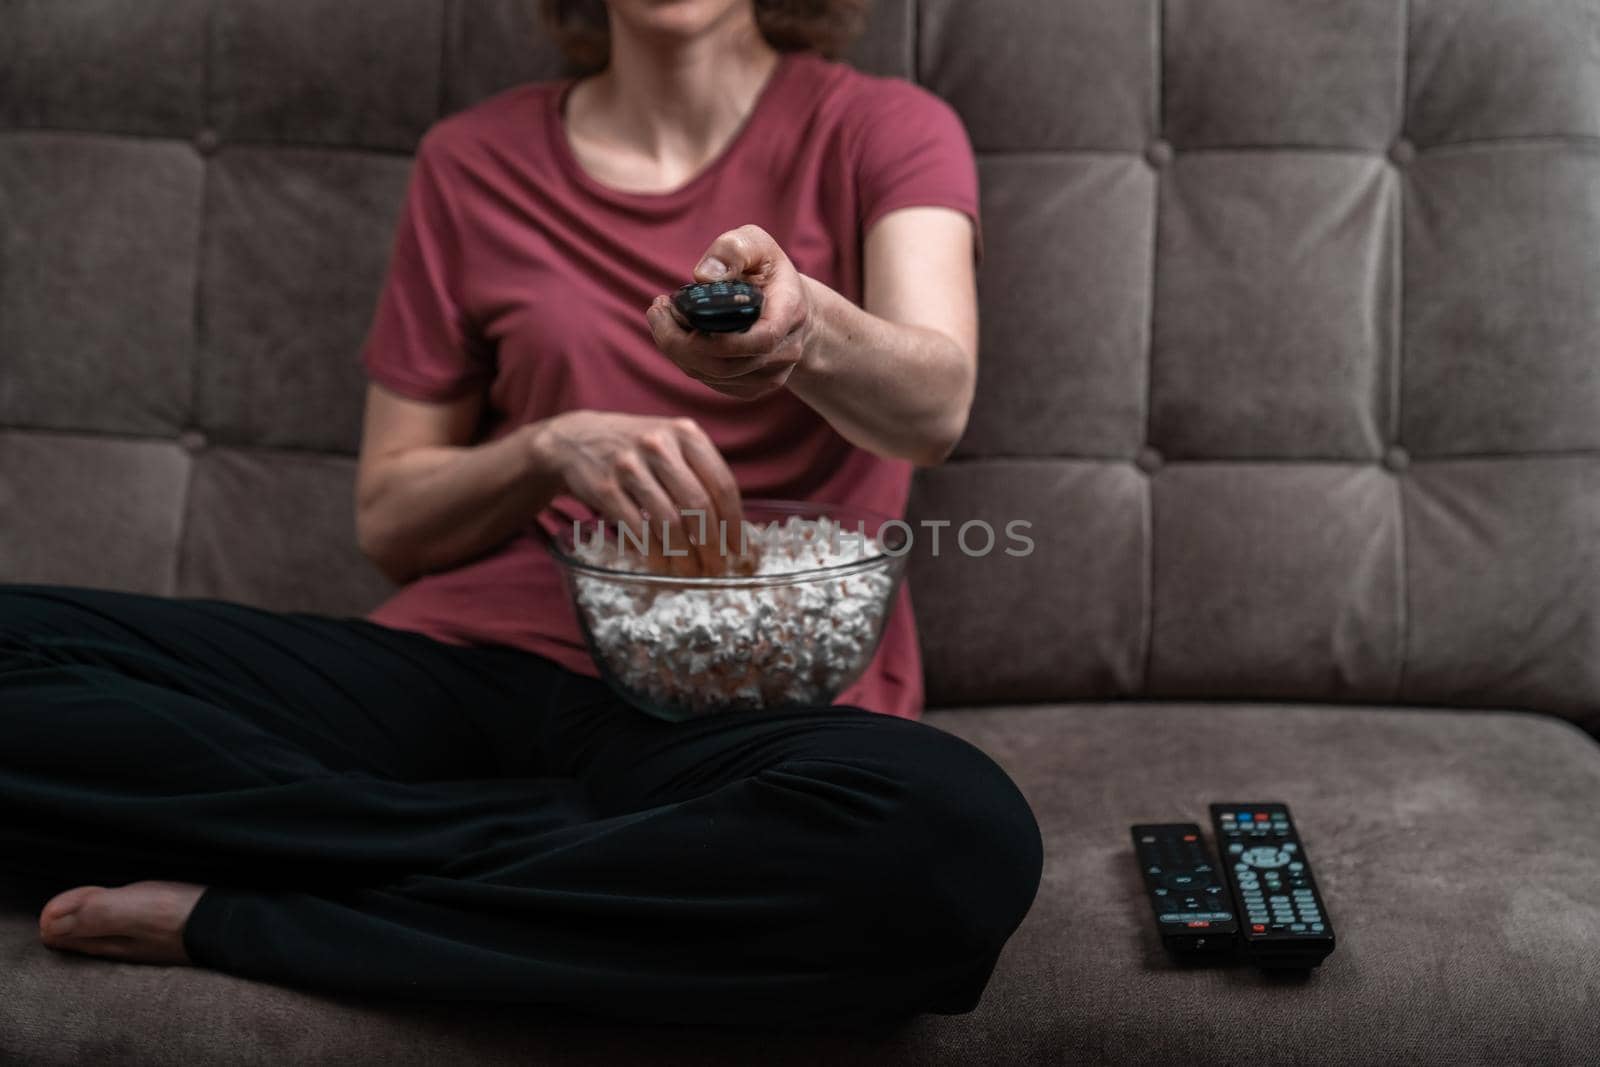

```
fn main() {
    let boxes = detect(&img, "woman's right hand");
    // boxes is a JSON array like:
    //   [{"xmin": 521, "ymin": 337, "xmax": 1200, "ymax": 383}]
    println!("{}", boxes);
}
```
[{"xmin": 530, "ymin": 410, "xmax": 744, "ymax": 576}]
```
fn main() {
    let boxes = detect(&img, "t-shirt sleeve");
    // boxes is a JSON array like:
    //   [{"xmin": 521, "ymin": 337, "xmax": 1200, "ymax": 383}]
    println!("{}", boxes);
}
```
[
  {"xmin": 359, "ymin": 129, "xmax": 493, "ymax": 403},
  {"xmin": 852, "ymin": 78, "xmax": 982, "ymax": 261}
]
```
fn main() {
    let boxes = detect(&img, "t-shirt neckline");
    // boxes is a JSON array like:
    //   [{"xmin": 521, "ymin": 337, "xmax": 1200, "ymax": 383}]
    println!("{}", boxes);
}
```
[{"xmin": 548, "ymin": 51, "xmax": 800, "ymax": 210}]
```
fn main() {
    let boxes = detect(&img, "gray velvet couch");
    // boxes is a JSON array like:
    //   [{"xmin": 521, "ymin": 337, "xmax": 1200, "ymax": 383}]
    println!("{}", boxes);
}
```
[{"xmin": 4, "ymin": 1, "xmax": 1600, "ymax": 1063}]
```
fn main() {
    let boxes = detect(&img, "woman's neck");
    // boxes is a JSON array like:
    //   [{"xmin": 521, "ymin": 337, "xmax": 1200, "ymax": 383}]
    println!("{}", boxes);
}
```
[{"xmin": 565, "ymin": 13, "xmax": 781, "ymax": 191}]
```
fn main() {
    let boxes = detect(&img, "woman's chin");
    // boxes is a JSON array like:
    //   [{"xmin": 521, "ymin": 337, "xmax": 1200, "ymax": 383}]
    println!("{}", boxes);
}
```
[{"xmin": 611, "ymin": 0, "xmax": 753, "ymax": 40}]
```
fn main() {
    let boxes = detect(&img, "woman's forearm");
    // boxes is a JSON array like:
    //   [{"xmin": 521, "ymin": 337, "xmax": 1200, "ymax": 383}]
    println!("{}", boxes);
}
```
[
  {"xmin": 357, "ymin": 422, "xmax": 560, "ymax": 584},
  {"xmin": 786, "ymin": 275, "xmax": 976, "ymax": 467}
]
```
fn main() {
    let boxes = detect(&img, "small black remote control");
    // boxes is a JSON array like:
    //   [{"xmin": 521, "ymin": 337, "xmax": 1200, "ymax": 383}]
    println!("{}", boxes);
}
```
[
  {"xmin": 1131, "ymin": 823, "xmax": 1238, "ymax": 956},
  {"xmin": 672, "ymin": 280, "xmax": 763, "ymax": 333},
  {"xmin": 1210, "ymin": 803, "xmax": 1336, "ymax": 969}
]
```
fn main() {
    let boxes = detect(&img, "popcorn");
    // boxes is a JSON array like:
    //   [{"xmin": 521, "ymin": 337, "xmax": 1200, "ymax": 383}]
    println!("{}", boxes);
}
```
[{"xmin": 569, "ymin": 516, "xmax": 896, "ymax": 717}]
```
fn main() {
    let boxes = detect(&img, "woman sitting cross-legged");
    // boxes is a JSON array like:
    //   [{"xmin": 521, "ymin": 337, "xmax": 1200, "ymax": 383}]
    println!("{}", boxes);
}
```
[{"xmin": 1, "ymin": 0, "xmax": 1042, "ymax": 1031}]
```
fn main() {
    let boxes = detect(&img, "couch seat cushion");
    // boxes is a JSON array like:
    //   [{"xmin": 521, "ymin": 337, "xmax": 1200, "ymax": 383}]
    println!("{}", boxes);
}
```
[{"xmin": 4, "ymin": 703, "xmax": 1598, "ymax": 1065}]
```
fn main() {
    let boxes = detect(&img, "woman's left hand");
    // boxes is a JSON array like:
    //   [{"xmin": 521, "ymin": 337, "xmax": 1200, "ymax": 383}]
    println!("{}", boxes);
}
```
[{"xmin": 645, "ymin": 224, "xmax": 813, "ymax": 400}]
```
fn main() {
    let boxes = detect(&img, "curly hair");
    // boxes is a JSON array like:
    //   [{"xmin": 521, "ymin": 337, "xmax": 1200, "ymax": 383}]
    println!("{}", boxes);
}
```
[{"xmin": 538, "ymin": 0, "xmax": 870, "ymax": 74}]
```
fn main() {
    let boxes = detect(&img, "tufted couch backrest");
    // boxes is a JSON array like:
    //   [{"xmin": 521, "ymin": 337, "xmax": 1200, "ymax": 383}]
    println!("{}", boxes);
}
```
[{"xmin": 3, "ymin": 1, "xmax": 1598, "ymax": 727}]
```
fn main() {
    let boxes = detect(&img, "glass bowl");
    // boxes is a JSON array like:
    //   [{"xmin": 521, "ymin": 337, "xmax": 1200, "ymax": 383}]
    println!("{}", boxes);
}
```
[{"xmin": 543, "ymin": 499, "xmax": 909, "ymax": 722}]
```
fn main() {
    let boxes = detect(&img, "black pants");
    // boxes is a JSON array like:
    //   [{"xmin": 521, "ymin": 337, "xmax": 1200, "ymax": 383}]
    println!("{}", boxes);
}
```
[{"xmin": 0, "ymin": 583, "xmax": 1042, "ymax": 1030}]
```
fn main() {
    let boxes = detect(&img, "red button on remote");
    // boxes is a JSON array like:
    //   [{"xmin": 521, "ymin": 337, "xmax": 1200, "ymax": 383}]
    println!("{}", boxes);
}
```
[
  {"xmin": 1182, "ymin": 834, "xmax": 1197, "ymax": 842},
  {"xmin": 1252, "ymin": 923, "xmax": 1266, "ymax": 932},
  {"xmin": 1187, "ymin": 920, "xmax": 1210, "ymax": 928}
]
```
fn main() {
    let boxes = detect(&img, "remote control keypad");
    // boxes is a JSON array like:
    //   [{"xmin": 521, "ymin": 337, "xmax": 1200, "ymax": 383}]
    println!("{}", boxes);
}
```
[{"xmin": 1215, "ymin": 806, "xmax": 1334, "ymax": 950}]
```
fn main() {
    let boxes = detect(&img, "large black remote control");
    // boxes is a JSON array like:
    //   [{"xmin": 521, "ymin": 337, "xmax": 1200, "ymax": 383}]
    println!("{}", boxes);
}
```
[
  {"xmin": 1131, "ymin": 823, "xmax": 1238, "ymax": 956},
  {"xmin": 1210, "ymin": 803, "xmax": 1336, "ymax": 969},
  {"xmin": 672, "ymin": 280, "xmax": 763, "ymax": 333}
]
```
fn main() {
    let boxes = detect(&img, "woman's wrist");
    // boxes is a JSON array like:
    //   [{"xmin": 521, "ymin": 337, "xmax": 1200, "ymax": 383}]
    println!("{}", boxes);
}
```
[
  {"xmin": 788, "ymin": 275, "xmax": 837, "ymax": 395},
  {"xmin": 519, "ymin": 417, "xmax": 567, "ymax": 496}
]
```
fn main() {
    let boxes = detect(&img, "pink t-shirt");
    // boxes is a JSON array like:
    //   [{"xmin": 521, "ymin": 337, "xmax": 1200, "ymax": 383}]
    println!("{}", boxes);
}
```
[{"xmin": 359, "ymin": 50, "xmax": 979, "ymax": 720}]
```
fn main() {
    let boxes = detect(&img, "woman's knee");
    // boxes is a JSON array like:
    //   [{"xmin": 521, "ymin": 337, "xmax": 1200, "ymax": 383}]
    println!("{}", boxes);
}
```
[
  {"xmin": 806, "ymin": 717, "xmax": 1045, "ymax": 962},
  {"xmin": 906, "ymin": 731, "xmax": 1041, "ymax": 954}
]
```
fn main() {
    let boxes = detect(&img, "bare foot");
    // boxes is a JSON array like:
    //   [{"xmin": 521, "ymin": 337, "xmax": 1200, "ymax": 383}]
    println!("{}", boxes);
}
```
[{"xmin": 38, "ymin": 880, "xmax": 205, "ymax": 965}]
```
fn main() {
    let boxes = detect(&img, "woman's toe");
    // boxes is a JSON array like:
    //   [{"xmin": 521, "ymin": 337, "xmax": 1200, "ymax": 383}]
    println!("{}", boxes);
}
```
[{"xmin": 38, "ymin": 885, "xmax": 106, "ymax": 942}]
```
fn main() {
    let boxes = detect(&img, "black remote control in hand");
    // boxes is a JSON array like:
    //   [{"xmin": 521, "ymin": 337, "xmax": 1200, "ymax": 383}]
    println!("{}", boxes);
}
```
[
  {"xmin": 1211, "ymin": 803, "xmax": 1336, "ymax": 969},
  {"xmin": 1131, "ymin": 823, "xmax": 1238, "ymax": 956},
  {"xmin": 673, "ymin": 280, "xmax": 763, "ymax": 333}
]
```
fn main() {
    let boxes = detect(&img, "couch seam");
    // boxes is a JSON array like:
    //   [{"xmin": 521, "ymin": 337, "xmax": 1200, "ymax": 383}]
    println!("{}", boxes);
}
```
[
  {"xmin": 910, "ymin": 0, "xmax": 921, "ymax": 84},
  {"xmin": 4, "ymin": 128, "xmax": 1593, "ymax": 160},
  {"xmin": 436, "ymin": 0, "xmax": 451, "ymax": 120},
  {"xmin": 1393, "ymin": 0, "xmax": 1413, "ymax": 703},
  {"xmin": 958, "ymin": 453, "xmax": 1600, "ymax": 465},
  {"xmin": 1137, "ymin": 0, "xmax": 1164, "ymax": 696},
  {"xmin": 171, "ymin": 0, "xmax": 218, "ymax": 598},
  {"xmin": 0, "ymin": 126, "xmax": 421, "ymax": 158},
  {"xmin": 7, "ymin": 423, "xmax": 1597, "ymax": 467}
]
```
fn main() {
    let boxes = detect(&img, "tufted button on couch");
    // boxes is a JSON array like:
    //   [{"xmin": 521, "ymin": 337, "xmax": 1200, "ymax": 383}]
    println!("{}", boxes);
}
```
[{"xmin": 4, "ymin": 1, "xmax": 1600, "ymax": 1063}]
